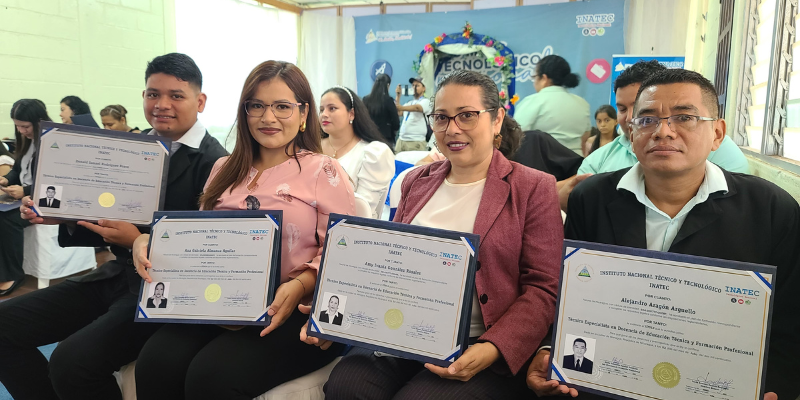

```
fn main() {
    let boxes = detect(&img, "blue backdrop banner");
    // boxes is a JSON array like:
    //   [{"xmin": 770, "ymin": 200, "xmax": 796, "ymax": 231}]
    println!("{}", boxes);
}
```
[
  {"xmin": 354, "ymin": 0, "xmax": 625, "ymax": 115},
  {"xmin": 609, "ymin": 55, "xmax": 686, "ymax": 107}
]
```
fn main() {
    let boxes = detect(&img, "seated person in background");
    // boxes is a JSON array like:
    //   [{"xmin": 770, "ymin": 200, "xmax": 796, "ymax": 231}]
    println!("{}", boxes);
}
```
[
  {"xmin": 38, "ymin": 186, "xmax": 60, "ymax": 208},
  {"xmin": 584, "ymin": 105, "xmax": 618, "ymax": 157},
  {"xmin": 0, "ymin": 99, "xmax": 50, "ymax": 298},
  {"xmin": 100, "ymin": 105, "xmax": 141, "ymax": 133},
  {"xmin": 6, "ymin": 53, "xmax": 227, "ymax": 400},
  {"xmin": 321, "ymin": 70, "xmax": 563, "ymax": 400},
  {"xmin": 513, "ymin": 55, "xmax": 591, "ymax": 155},
  {"xmin": 578, "ymin": 60, "xmax": 749, "ymax": 176},
  {"xmin": 0, "ymin": 144, "xmax": 13, "ymax": 177},
  {"xmin": 532, "ymin": 68, "xmax": 796, "ymax": 399},
  {"xmin": 320, "ymin": 86, "xmax": 395, "ymax": 218},
  {"xmin": 60, "ymin": 95, "xmax": 91, "ymax": 125}
]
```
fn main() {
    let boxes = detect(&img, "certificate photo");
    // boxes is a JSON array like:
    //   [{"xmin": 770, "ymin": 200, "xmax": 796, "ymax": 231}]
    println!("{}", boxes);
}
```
[
  {"xmin": 319, "ymin": 292, "xmax": 347, "ymax": 326},
  {"xmin": 562, "ymin": 334, "xmax": 596, "ymax": 374},
  {"xmin": 146, "ymin": 282, "xmax": 170, "ymax": 309},
  {"xmin": 38, "ymin": 185, "xmax": 63, "ymax": 208}
]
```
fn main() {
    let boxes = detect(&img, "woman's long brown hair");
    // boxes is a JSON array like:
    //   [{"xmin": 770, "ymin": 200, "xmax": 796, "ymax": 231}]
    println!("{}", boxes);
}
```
[{"xmin": 199, "ymin": 61, "xmax": 322, "ymax": 211}]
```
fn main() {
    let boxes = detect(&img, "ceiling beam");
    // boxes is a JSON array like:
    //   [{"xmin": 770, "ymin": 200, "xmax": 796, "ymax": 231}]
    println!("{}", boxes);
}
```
[{"xmin": 253, "ymin": 0, "xmax": 303, "ymax": 14}]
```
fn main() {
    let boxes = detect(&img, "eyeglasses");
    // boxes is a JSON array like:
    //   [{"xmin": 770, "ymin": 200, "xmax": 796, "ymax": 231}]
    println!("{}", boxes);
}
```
[
  {"xmin": 630, "ymin": 114, "xmax": 717, "ymax": 135},
  {"xmin": 244, "ymin": 100, "xmax": 303, "ymax": 119},
  {"xmin": 427, "ymin": 109, "xmax": 495, "ymax": 132}
]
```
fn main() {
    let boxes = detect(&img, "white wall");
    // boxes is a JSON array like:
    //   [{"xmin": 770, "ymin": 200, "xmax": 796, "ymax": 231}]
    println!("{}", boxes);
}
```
[{"xmin": 0, "ymin": 0, "xmax": 176, "ymax": 138}]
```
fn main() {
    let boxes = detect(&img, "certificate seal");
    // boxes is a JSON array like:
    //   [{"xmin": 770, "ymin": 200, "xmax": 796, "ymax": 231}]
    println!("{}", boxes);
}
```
[
  {"xmin": 652, "ymin": 362, "xmax": 680, "ymax": 388},
  {"xmin": 98, "ymin": 192, "xmax": 115, "ymax": 208},
  {"xmin": 384, "ymin": 309, "xmax": 403, "ymax": 330},
  {"xmin": 204, "ymin": 284, "xmax": 222, "ymax": 303}
]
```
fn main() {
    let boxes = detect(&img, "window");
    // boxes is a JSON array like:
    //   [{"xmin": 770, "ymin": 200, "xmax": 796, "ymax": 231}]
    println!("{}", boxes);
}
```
[
  {"xmin": 735, "ymin": 0, "xmax": 798, "ymax": 160},
  {"xmin": 175, "ymin": 0, "xmax": 298, "ymax": 150}
]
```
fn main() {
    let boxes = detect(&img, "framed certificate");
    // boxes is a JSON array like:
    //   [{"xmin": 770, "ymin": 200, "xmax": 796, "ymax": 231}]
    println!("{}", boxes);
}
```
[
  {"xmin": 550, "ymin": 240, "xmax": 775, "ymax": 400},
  {"xmin": 30, "ymin": 122, "xmax": 170, "ymax": 226},
  {"xmin": 306, "ymin": 214, "xmax": 479, "ymax": 367},
  {"xmin": 136, "ymin": 210, "xmax": 282, "ymax": 325}
]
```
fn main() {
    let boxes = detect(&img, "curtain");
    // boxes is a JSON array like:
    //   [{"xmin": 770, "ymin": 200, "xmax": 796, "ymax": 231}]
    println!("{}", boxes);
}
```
[
  {"xmin": 298, "ymin": 12, "xmax": 357, "ymax": 99},
  {"xmin": 624, "ymin": 0, "xmax": 692, "ymax": 56},
  {"xmin": 175, "ymin": 0, "xmax": 299, "ymax": 151}
]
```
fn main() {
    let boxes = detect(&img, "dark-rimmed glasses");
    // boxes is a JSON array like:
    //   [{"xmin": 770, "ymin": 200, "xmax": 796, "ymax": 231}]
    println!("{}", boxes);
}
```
[
  {"xmin": 244, "ymin": 100, "xmax": 303, "ymax": 119},
  {"xmin": 630, "ymin": 114, "xmax": 717, "ymax": 135},
  {"xmin": 427, "ymin": 109, "xmax": 495, "ymax": 132}
]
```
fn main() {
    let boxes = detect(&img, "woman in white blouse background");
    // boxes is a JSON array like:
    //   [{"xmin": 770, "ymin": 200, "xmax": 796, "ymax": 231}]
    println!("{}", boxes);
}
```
[{"xmin": 320, "ymin": 86, "xmax": 395, "ymax": 218}]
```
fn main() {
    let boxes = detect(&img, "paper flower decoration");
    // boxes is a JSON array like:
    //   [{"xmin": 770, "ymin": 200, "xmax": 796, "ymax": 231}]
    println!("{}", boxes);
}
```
[
  {"xmin": 424, "ymin": 44, "xmax": 434, "ymax": 53},
  {"xmin": 494, "ymin": 56, "xmax": 505, "ymax": 66},
  {"xmin": 510, "ymin": 94, "xmax": 520, "ymax": 105},
  {"xmin": 462, "ymin": 22, "xmax": 473, "ymax": 38},
  {"xmin": 499, "ymin": 90, "xmax": 506, "ymax": 99},
  {"xmin": 486, "ymin": 39, "xmax": 494, "ymax": 46},
  {"xmin": 434, "ymin": 36, "xmax": 443, "ymax": 44},
  {"xmin": 504, "ymin": 104, "xmax": 511, "ymax": 110}
]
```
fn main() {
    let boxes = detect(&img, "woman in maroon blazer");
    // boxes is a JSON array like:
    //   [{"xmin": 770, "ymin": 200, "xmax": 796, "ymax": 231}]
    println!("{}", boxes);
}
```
[{"xmin": 323, "ymin": 70, "xmax": 564, "ymax": 399}]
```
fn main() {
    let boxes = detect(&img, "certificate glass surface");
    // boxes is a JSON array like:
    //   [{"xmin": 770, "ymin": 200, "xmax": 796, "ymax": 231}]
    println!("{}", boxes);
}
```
[
  {"xmin": 307, "ymin": 214, "xmax": 479, "ymax": 367},
  {"xmin": 31, "ymin": 122, "xmax": 170, "ymax": 225},
  {"xmin": 136, "ymin": 211, "xmax": 282, "ymax": 325},
  {"xmin": 551, "ymin": 240, "xmax": 775, "ymax": 400}
]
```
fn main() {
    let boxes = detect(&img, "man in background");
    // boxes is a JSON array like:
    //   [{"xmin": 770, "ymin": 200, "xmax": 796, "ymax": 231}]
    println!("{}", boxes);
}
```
[{"xmin": 395, "ymin": 77, "xmax": 431, "ymax": 152}]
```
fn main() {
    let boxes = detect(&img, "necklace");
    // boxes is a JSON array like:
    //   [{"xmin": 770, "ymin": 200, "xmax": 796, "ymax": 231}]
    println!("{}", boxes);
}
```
[{"xmin": 328, "ymin": 135, "xmax": 356, "ymax": 158}]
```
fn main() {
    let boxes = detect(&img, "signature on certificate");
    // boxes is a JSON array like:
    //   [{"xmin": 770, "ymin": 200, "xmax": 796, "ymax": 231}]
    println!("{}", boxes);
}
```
[
  {"xmin": 691, "ymin": 373, "xmax": 733, "ymax": 390},
  {"xmin": 410, "ymin": 321, "xmax": 437, "ymax": 334},
  {"xmin": 119, "ymin": 201, "xmax": 143, "ymax": 213},
  {"xmin": 226, "ymin": 291, "xmax": 251, "ymax": 301},
  {"xmin": 65, "ymin": 197, "xmax": 92, "ymax": 209}
]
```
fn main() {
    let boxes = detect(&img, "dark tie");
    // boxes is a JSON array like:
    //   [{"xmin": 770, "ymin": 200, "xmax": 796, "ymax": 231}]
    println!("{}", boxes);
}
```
[
  {"xmin": 48, "ymin": 199, "xmax": 51, "ymax": 207},
  {"xmin": 576, "ymin": 360, "xmax": 581, "ymax": 370}
]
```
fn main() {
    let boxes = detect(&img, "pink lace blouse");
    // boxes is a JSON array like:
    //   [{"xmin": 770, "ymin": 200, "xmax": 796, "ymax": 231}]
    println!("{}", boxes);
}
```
[{"xmin": 204, "ymin": 151, "xmax": 355, "ymax": 283}]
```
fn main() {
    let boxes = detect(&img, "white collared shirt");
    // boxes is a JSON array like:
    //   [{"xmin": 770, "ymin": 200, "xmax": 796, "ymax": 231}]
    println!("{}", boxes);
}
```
[
  {"xmin": 150, "ymin": 120, "xmax": 206, "ymax": 153},
  {"xmin": 617, "ymin": 161, "xmax": 729, "ymax": 252}
]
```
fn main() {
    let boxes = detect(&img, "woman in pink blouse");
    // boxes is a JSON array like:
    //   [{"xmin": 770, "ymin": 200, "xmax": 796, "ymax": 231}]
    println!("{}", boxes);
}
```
[{"xmin": 131, "ymin": 61, "xmax": 355, "ymax": 400}]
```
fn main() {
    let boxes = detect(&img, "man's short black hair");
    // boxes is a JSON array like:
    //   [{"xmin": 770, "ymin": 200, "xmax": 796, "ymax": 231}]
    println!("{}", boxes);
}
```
[
  {"xmin": 635, "ymin": 68, "xmax": 720, "ymax": 118},
  {"xmin": 145, "ymin": 53, "xmax": 203, "ymax": 91},
  {"xmin": 46, "ymin": 186, "xmax": 56, "ymax": 191},
  {"xmin": 573, "ymin": 338, "xmax": 587, "ymax": 347},
  {"xmin": 613, "ymin": 60, "xmax": 667, "ymax": 93}
]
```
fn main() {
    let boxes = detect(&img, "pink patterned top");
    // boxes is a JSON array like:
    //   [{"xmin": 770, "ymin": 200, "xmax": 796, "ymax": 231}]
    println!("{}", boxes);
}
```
[{"xmin": 204, "ymin": 151, "xmax": 355, "ymax": 284}]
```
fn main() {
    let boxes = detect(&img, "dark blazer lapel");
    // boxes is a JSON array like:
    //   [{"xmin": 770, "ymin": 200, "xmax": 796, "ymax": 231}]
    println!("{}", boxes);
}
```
[
  {"xmin": 167, "ymin": 145, "xmax": 196, "ymax": 185},
  {"xmin": 473, "ymin": 150, "xmax": 512, "ymax": 245},
  {"xmin": 607, "ymin": 193, "xmax": 648, "ymax": 248},
  {"xmin": 670, "ymin": 169, "xmax": 736, "ymax": 250}
]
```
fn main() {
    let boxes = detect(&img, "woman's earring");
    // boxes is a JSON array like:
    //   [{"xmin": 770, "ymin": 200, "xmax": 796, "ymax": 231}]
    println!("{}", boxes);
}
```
[
  {"xmin": 349, "ymin": 120, "xmax": 353, "ymax": 124},
  {"xmin": 493, "ymin": 134, "xmax": 502, "ymax": 149},
  {"xmin": 300, "ymin": 122, "xmax": 306, "ymax": 132}
]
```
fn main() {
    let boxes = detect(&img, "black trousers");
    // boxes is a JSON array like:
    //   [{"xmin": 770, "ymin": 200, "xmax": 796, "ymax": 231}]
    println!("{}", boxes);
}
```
[
  {"xmin": 324, "ymin": 347, "xmax": 531, "ymax": 400},
  {"xmin": 0, "ymin": 208, "xmax": 29, "ymax": 282},
  {"xmin": 135, "ymin": 309, "xmax": 344, "ymax": 400},
  {"xmin": 0, "ymin": 266, "xmax": 162, "ymax": 400}
]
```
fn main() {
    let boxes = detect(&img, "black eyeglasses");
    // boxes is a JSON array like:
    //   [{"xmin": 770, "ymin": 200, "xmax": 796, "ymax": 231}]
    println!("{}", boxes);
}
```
[
  {"xmin": 427, "ymin": 109, "xmax": 495, "ymax": 132},
  {"xmin": 244, "ymin": 100, "xmax": 303, "ymax": 119},
  {"xmin": 630, "ymin": 114, "xmax": 717, "ymax": 135}
]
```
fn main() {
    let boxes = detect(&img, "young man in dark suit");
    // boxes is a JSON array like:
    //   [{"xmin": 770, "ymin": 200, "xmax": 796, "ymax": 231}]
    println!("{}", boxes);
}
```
[
  {"xmin": 528, "ymin": 69, "xmax": 795, "ymax": 399},
  {"xmin": 38, "ymin": 186, "xmax": 60, "ymax": 208},
  {"xmin": 1, "ymin": 53, "xmax": 227, "ymax": 400}
]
